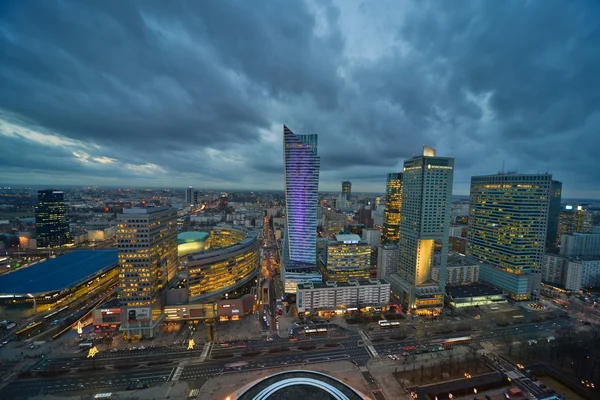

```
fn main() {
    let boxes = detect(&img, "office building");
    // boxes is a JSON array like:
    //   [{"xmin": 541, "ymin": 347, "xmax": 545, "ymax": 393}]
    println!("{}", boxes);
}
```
[
  {"xmin": 560, "ymin": 233, "xmax": 600, "ymax": 257},
  {"xmin": 468, "ymin": 173, "xmax": 555, "ymax": 300},
  {"xmin": 558, "ymin": 205, "xmax": 593, "ymax": 244},
  {"xmin": 342, "ymin": 181, "xmax": 352, "ymax": 201},
  {"xmin": 35, "ymin": 189, "xmax": 71, "ymax": 248},
  {"xmin": 546, "ymin": 181, "xmax": 562, "ymax": 247},
  {"xmin": 296, "ymin": 279, "xmax": 390, "ymax": 314},
  {"xmin": 362, "ymin": 228, "xmax": 381, "ymax": 248},
  {"xmin": 324, "ymin": 234, "xmax": 371, "ymax": 281},
  {"xmin": 185, "ymin": 186, "xmax": 193, "ymax": 205},
  {"xmin": 381, "ymin": 173, "xmax": 402, "ymax": 244},
  {"xmin": 282, "ymin": 125, "xmax": 322, "ymax": 293},
  {"xmin": 389, "ymin": 146, "xmax": 454, "ymax": 316},
  {"xmin": 117, "ymin": 206, "xmax": 178, "ymax": 338},
  {"xmin": 376, "ymin": 243, "xmax": 399, "ymax": 280},
  {"xmin": 432, "ymin": 253, "xmax": 479, "ymax": 285}
]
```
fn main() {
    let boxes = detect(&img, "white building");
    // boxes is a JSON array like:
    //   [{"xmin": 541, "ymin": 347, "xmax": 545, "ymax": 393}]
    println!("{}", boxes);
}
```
[
  {"xmin": 362, "ymin": 229, "xmax": 381, "ymax": 247},
  {"xmin": 376, "ymin": 244, "xmax": 399, "ymax": 280},
  {"xmin": 87, "ymin": 225, "xmax": 117, "ymax": 241},
  {"xmin": 297, "ymin": 279, "xmax": 390, "ymax": 313},
  {"xmin": 432, "ymin": 253, "xmax": 479, "ymax": 285},
  {"xmin": 560, "ymin": 233, "xmax": 600, "ymax": 257},
  {"xmin": 542, "ymin": 254, "xmax": 568, "ymax": 286}
]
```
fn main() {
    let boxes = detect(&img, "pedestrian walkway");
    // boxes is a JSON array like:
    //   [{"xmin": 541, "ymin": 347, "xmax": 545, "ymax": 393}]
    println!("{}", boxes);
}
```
[{"xmin": 198, "ymin": 341, "xmax": 213, "ymax": 362}]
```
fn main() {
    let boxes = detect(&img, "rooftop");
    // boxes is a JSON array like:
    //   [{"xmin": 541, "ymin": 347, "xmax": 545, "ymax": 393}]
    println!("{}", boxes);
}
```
[
  {"xmin": 0, "ymin": 250, "xmax": 118, "ymax": 296},
  {"xmin": 235, "ymin": 370, "xmax": 367, "ymax": 400},
  {"xmin": 178, "ymin": 231, "xmax": 209, "ymax": 244},
  {"xmin": 334, "ymin": 234, "xmax": 362, "ymax": 243},
  {"xmin": 298, "ymin": 278, "xmax": 388, "ymax": 290},
  {"xmin": 445, "ymin": 283, "xmax": 505, "ymax": 299}
]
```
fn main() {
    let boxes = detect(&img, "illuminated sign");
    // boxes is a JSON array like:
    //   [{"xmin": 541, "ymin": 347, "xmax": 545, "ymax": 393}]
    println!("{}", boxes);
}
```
[
  {"xmin": 565, "ymin": 205, "xmax": 573, "ymax": 210},
  {"xmin": 232, "ymin": 309, "xmax": 240, "ymax": 314}
]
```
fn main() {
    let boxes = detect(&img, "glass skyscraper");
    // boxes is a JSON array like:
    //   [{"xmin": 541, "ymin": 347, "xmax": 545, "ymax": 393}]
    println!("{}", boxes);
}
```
[
  {"xmin": 283, "ymin": 125, "xmax": 320, "ymax": 265},
  {"xmin": 35, "ymin": 189, "xmax": 71, "ymax": 248},
  {"xmin": 382, "ymin": 172, "xmax": 403, "ymax": 244}
]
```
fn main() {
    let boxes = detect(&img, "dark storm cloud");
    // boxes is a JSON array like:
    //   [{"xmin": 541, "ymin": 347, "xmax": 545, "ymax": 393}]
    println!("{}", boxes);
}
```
[{"xmin": 0, "ymin": 0, "xmax": 598, "ymax": 196}]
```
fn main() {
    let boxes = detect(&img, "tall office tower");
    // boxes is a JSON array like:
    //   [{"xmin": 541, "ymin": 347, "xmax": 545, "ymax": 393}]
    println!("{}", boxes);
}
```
[
  {"xmin": 391, "ymin": 146, "xmax": 454, "ymax": 316},
  {"xmin": 376, "ymin": 243, "xmax": 400, "ymax": 280},
  {"xmin": 468, "ymin": 173, "xmax": 555, "ymax": 300},
  {"xmin": 35, "ymin": 189, "xmax": 71, "ymax": 248},
  {"xmin": 381, "ymin": 173, "xmax": 403, "ymax": 244},
  {"xmin": 193, "ymin": 191, "xmax": 199, "ymax": 206},
  {"xmin": 282, "ymin": 125, "xmax": 322, "ymax": 293},
  {"xmin": 185, "ymin": 186, "xmax": 193, "ymax": 205},
  {"xmin": 117, "ymin": 206, "xmax": 178, "ymax": 338},
  {"xmin": 558, "ymin": 204, "xmax": 593, "ymax": 244},
  {"xmin": 342, "ymin": 181, "xmax": 352, "ymax": 201},
  {"xmin": 546, "ymin": 180, "xmax": 562, "ymax": 247},
  {"xmin": 325, "ymin": 234, "xmax": 371, "ymax": 281}
]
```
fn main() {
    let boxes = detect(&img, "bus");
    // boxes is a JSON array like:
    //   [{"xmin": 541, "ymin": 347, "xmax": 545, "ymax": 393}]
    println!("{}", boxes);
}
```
[
  {"xmin": 490, "ymin": 307, "xmax": 499, "ymax": 311},
  {"xmin": 15, "ymin": 322, "xmax": 43, "ymax": 338},
  {"xmin": 304, "ymin": 328, "xmax": 318, "ymax": 335},
  {"xmin": 79, "ymin": 342, "xmax": 93, "ymax": 349},
  {"xmin": 378, "ymin": 320, "xmax": 389, "ymax": 326},
  {"xmin": 379, "ymin": 322, "xmax": 391, "ymax": 328},
  {"xmin": 443, "ymin": 336, "xmax": 472, "ymax": 346},
  {"xmin": 316, "ymin": 328, "xmax": 328, "ymax": 334},
  {"xmin": 512, "ymin": 315, "xmax": 525, "ymax": 319}
]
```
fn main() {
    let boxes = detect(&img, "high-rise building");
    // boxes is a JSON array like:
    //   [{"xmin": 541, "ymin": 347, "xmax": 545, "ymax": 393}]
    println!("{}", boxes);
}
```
[
  {"xmin": 381, "ymin": 172, "xmax": 403, "ymax": 244},
  {"xmin": 390, "ymin": 146, "xmax": 454, "ymax": 315},
  {"xmin": 193, "ymin": 191, "xmax": 198, "ymax": 206},
  {"xmin": 117, "ymin": 206, "xmax": 178, "ymax": 338},
  {"xmin": 324, "ymin": 234, "xmax": 371, "ymax": 281},
  {"xmin": 376, "ymin": 243, "xmax": 399, "ymax": 280},
  {"xmin": 282, "ymin": 125, "xmax": 322, "ymax": 293},
  {"xmin": 557, "ymin": 205, "xmax": 593, "ymax": 244},
  {"xmin": 342, "ymin": 181, "xmax": 352, "ymax": 201},
  {"xmin": 35, "ymin": 189, "xmax": 71, "ymax": 248},
  {"xmin": 546, "ymin": 181, "xmax": 562, "ymax": 247},
  {"xmin": 185, "ymin": 186, "xmax": 193, "ymax": 205},
  {"xmin": 468, "ymin": 173, "xmax": 555, "ymax": 300},
  {"xmin": 560, "ymin": 233, "xmax": 600, "ymax": 257}
]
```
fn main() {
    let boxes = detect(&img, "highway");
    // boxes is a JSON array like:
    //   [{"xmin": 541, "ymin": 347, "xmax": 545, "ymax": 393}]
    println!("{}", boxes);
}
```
[{"xmin": 1, "ymin": 318, "xmax": 577, "ymax": 398}]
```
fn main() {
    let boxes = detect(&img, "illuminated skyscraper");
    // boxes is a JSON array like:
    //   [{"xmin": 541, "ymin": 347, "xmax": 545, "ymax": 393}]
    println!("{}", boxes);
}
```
[
  {"xmin": 382, "ymin": 173, "xmax": 403, "ymax": 244},
  {"xmin": 468, "ymin": 173, "xmax": 556, "ymax": 300},
  {"xmin": 389, "ymin": 146, "xmax": 454, "ymax": 316},
  {"xmin": 282, "ymin": 125, "xmax": 322, "ymax": 293},
  {"xmin": 325, "ymin": 234, "xmax": 371, "ymax": 281},
  {"xmin": 117, "ymin": 206, "xmax": 178, "ymax": 338},
  {"xmin": 35, "ymin": 189, "xmax": 71, "ymax": 248},
  {"xmin": 185, "ymin": 186, "xmax": 193, "ymax": 205},
  {"xmin": 342, "ymin": 181, "xmax": 352, "ymax": 201},
  {"xmin": 558, "ymin": 204, "xmax": 593, "ymax": 244}
]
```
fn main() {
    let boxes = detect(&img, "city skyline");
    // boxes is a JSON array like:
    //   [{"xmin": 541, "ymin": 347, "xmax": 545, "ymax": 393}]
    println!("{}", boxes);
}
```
[{"xmin": 0, "ymin": 1, "xmax": 599, "ymax": 197}]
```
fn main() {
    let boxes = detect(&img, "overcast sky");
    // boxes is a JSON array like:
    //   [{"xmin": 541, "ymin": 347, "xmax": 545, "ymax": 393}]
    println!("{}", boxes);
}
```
[{"xmin": 1, "ymin": 1, "xmax": 599, "ymax": 197}]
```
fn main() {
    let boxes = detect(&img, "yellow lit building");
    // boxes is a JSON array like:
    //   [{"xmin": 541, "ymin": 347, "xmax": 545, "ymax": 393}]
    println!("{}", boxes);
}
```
[
  {"xmin": 382, "ymin": 173, "xmax": 403, "ymax": 244},
  {"xmin": 324, "ymin": 234, "xmax": 371, "ymax": 281},
  {"xmin": 117, "ymin": 206, "xmax": 178, "ymax": 338}
]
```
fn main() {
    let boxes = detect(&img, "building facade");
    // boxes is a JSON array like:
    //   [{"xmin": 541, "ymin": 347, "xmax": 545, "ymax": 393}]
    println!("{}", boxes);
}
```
[
  {"xmin": 117, "ymin": 206, "xmax": 178, "ymax": 338},
  {"xmin": 362, "ymin": 228, "xmax": 381, "ymax": 248},
  {"xmin": 431, "ymin": 254, "xmax": 479, "ymax": 285},
  {"xmin": 342, "ymin": 181, "xmax": 352, "ymax": 201},
  {"xmin": 324, "ymin": 234, "xmax": 371, "ymax": 282},
  {"xmin": 560, "ymin": 233, "xmax": 600, "ymax": 257},
  {"xmin": 393, "ymin": 146, "xmax": 454, "ymax": 316},
  {"xmin": 35, "ymin": 189, "xmax": 71, "ymax": 248},
  {"xmin": 376, "ymin": 243, "xmax": 399, "ymax": 280},
  {"xmin": 468, "ymin": 173, "xmax": 555, "ymax": 300},
  {"xmin": 546, "ymin": 181, "xmax": 562, "ymax": 247},
  {"xmin": 282, "ymin": 125, "xmax": 322, "ymax": 293},
  {"xmin": 185, "ymin": 186, "xmax": 194, "ymax": 205},
  {"xmin": 297, "ymin": 279, "xmax": 390, "ymax": 314},
  {"xmin": 558, "ymin": 205, "xmax": 593, "ymax": 244},
  {"xmin": 381, "ymin": 172, "xmax": 403, "ymax": 244}
]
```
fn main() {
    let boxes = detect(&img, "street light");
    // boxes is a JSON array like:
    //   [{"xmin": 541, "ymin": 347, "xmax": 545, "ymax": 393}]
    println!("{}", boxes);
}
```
[
  {"xmin": 27, "ymin": 293, "xmax": 37, "ymax": 314},
  {"xmin": 87, "ymin": 346, "xmax": 99, "ymax": 368}
]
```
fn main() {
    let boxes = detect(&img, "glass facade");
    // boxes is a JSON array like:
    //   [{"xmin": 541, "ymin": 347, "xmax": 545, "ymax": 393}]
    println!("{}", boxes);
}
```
[
  {"xmin": 35, "ymin": 189, "xmax": 71, "ymax": 248},
  {"xmin": 326, "ymin": 239, "xmax": 371, "ymax": 282},
  {"xmin": 283, "ymin": 125, "xmax": 320, "ymax": 265},
  {"xmin": 382, "ymin": 173, "xmax": 402, "ymax": 244}
]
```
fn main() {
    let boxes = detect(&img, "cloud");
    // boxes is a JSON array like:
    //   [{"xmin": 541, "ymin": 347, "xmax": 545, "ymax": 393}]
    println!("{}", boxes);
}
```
[{"xmin": 0, "ymin": 0, "xmax": 598, "ymax": 197}]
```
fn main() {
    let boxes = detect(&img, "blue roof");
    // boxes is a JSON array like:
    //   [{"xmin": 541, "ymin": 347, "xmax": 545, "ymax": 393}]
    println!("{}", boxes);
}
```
[
  {"xmin": 0, "ymin": 250, "xmax": 118, "ymax": 296},
  {"xmin": 178, "ymin": 231, "xmax": 209, "ymax": 244}
]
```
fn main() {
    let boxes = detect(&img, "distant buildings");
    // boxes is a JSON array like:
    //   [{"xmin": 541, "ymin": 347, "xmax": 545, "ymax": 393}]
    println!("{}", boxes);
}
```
[
  {"xmin": 324, "ymin": 234, "xmax": 371, "ymax": 281},
  {"xmin": 389, "ymin": 146, "xmax": 454, "ymax": 316},
  {"xmin": 560, "ymin": 232, "xmax": 600, "ymax": 257},
  {"xmin": 381, "ymin": 172, "xmax": 402, "ymax": 244},
  {"xmin": 117, "ymin": 206, "xmax": 178, "ymax": 338},
  {"xmin": 35, "ymin": 189, "xmax": 71, "ymax": 248},
  {"xmin": 468, "ymin": 173, "xmax": 557, "ymax": 300},
  {"xmin": 185, "ymin": 186, "xmax": 194, "ymax": 205},
  {"xmin": 282, "ymin": 125, "xmax": 322, "ymax": 293},
  {"xmin": 362, "ymin": 228, "xmax": 381, "ymax": 248},
  {"xmin": 342, "ymin": 181, "xmax": 352, "ymax": 201},
  {"xmin": 557, "ymin": 204, "xmax": 593, "ymax": 244},
  {"xmin": 296, "ymin": 279, "xmax": 390, "ymax": 314}
]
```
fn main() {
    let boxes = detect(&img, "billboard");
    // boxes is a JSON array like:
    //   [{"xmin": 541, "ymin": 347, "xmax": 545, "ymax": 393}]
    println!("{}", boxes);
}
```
[{"xmin": 127, "ymin": 307, "xmax": 151, "ymax": 322}]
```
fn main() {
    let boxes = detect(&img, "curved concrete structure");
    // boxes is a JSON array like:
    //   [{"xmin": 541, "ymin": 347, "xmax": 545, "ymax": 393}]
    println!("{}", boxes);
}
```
[{"xmin": 232, "ymin": 370, "xmax": 370, "ymax": 400}]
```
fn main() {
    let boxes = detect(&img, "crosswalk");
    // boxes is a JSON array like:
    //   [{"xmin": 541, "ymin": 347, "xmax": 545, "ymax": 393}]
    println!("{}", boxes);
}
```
[{"xmin": 170, "ymin": 366, "xmax": 184, "ymax": 381}]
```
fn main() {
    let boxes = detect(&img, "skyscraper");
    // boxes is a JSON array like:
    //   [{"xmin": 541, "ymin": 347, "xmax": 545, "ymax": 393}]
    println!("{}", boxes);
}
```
[
  {"xmin": 382, "ymin": 173, "xmax": 403, "ymax": 244},
  {"xmin": 468, "ymin": 173, "xmax": 555, "ymax": 300},
  {"xmin": 546, "ymin": 180, "xmax": 562, "ymax": 247},
  {"xmin": 185, "ymin": 186, "xmax": 193, "ymax": 204},
  {"xmin": 117, "ymin": 206, "xmax": 178, "ymax": 338},
  {"xmin": 282, "ymin": 125, "xmax": 322, "ymax": 293},
  {"xmin": 35, "ymin": 189, "xmax": 71, "ymax": 248},
  {"xmin": 558, "ymin": 204, "xmax": 593, "ymax": 244},
  {"xmin": 389, "ymin": 146, "xmax": 454, "ymax": 316},
  {"xmin": 342, "ymin": 181, "xmax": 352, "ymax": 201}
]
